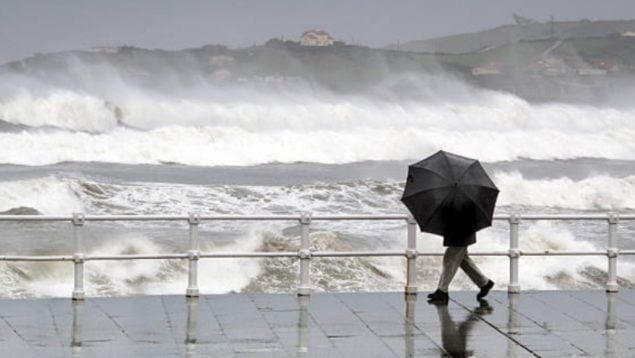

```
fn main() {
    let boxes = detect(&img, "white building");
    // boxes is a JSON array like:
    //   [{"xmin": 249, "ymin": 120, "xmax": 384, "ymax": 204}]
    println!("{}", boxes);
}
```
[
  {"xmin": 300, "ymin": 30, "xmax": 334, "ymax": 47},
  {"xmin": 210, "ymin": 55, "xmax": 234, "ymax": 67},
  {"xmin": 90, "ymin": 46, "xmax": 120, "ymax": 54},
  {"xmin": 471, "ymin": 62, "xmax": 503, "ymax": 76}
]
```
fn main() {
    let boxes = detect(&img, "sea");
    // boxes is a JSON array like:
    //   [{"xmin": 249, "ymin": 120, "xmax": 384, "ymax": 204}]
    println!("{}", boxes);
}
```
[{"xmin": 0, "ymin": 52, "xmax": 634, "ymax": 298}]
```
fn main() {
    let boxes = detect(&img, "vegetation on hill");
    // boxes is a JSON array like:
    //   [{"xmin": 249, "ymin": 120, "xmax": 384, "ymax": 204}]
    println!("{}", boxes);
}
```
[{"xmin": 390, "ymin": 19, "xmax": 635, "ymax": 54}]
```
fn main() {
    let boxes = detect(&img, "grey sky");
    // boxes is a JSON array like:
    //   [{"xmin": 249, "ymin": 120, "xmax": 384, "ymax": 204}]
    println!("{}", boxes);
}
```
[{"xmin": 1, "ymin": 0, "xmax": 634, "ymax": 64}]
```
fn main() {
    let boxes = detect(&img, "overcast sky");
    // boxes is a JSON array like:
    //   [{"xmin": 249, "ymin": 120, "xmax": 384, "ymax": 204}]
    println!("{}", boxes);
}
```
[{"xmin": 1, "ymin": 0, "xmax": 634, "ymax": 64}]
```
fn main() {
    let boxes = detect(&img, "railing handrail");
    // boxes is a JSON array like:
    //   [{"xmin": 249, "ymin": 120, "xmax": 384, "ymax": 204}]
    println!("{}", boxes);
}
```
[
  {"xmin": 0, "ymin": 211, "xmax": 632, "ymax": 299},
  {"xmin": 1, "ymin": 213, "xmax": 634, "ymax": 222}
]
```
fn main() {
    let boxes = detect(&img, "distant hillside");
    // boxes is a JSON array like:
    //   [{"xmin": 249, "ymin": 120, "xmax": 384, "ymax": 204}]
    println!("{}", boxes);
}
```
[
  {"xmin": 3, "ymin": 34, "xmax": 635, "ymax": 104},
  {"xmin": 445, "ymin": 35, "xmax": 635, "ymax": 103},
  {"xmin": 389, "ymin": 19, "xmax": 635, "ymax": 54},
  {"xmin": 0, "ymin": 42, "xmax": 450, "ymax": 99}
]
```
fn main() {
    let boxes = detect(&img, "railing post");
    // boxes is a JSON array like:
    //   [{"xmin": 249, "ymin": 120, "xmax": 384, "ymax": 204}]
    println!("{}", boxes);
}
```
[
  {"xmin": 508, "ymin": 213, "xmax": 521, "ymax": 294},
  {"xmin": 72, "ymin": 300, "xmax": 84, "ymax": 357},
  {"xmin": 186, "ymin": 296, "xmax": 198, "ymax": 357},
  {"xmin": 405, "ymin": 215, "xmax": 418, "ymax": 296},
  {"xmin": 606, "ymin": 212, "xmax": 619, "ymax": 292},
  {"xmin": 186, "ymin": 213, "xmax": 200, "ymax": 297},
  {"xmin": 297, "ymin": 212, "xmax": 312, "ymax": 296},
  {"xmin": 72, "ymin": 213, "xmax": 85, "ymax": 300},
  {"xmin": 297, "ymin": 295, "xmax": 310, "ymax": 354}
]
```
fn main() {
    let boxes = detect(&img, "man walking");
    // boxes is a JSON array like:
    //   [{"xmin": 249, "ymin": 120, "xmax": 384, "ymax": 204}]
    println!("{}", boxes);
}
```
[
  {"xmin": 427, "ymin": 231, "xmax": 494, "ymax": 304},
  {"xmin": 400, "ymin": 150, "xmax": 499, "ymax": 305}
]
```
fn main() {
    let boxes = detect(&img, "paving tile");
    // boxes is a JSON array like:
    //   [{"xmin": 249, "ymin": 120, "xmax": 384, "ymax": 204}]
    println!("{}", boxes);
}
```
[
  {"xmin": 572, "ymin": 290, "xmax": 635, "ymax": 328},
  {"xmin": 309, "ymin": 294, "xmax": 398, "ymax": 357},
  {"xmin": 0, "ymin": 290, "xmax": 633, "ymax": 357}
]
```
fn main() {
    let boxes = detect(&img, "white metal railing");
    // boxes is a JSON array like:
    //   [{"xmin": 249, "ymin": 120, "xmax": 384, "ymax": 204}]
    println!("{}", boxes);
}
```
[{"xmin": 0, "ymin": 212, "xmax": 634, "ymax": 300}]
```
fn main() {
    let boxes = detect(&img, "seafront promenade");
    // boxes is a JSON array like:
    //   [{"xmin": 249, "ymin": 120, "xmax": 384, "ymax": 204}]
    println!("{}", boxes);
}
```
[
  {"xmin": 1, "ymin": 213, "xmax": 634, "ymax": 356},
  {"xmin": 1, "ymin": 289, "xmax": 633, "ymax": 357}
]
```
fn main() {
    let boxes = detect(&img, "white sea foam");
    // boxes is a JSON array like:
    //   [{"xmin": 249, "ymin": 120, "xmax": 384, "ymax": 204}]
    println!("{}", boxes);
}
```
[
  {"xmin": 85, "ymin": 232, "xmax": 262, "ymax": 296},
  {"xmin": 0, "ymin": 230, "xmax": 264, "ymax": 298},
  {"xmin": 0, "ymin": 177, "xmax": 84, "ymax": 214},
  {"xmin": 1, "ymin": 219, "xmax": 629, "ymax": 298},
  {"xmin": 1, "ymin": 55, "xmax": 634, "ymax": 298},
  {"xmin": 83, "ymin": 175, "xmax": 635, "ymax": 217},
  {"xmin": 411, "ymin": 221, "xmax": 635, "ymax": 291},
  {"xmin": 1, "ymin": 174, "xmax": 630, "ymax": 296},
  {"xmin": 1, "ymin": 83, "xmax": 634, "ymax": 165},
  {"xmin": 3, "ymin": 175, "xmax": 632, "ymax": 297},
  {"xmin": 0, "ymin": 90, "xmax": 118, "ymax": 132},
  {"xmin": 2, "ymin": 172, "xmax": 634, "ymax": 220},
  {"xmin": 495, "ymin": 172, "xmax": 635, "ymax": 210}
]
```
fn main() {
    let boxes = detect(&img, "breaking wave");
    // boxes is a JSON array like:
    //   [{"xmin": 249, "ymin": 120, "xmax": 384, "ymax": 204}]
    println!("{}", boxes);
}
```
[
  {"xmin": 1, "ymin": 73, "xmax": 635, "ymax": 166},
  {"xmin": 0, "ymin": 177, "xmax": 84, "ymax": 214},
  {"xmin": 2, "ymin": 172, "xmax": 635, "ymax": 218},
  {"xmin": 0, "ymin": 222, "xmax": 632, "ymax": 298},
  {"xmin": 495, "ymin": 172, "xmax": 635, "ymax": 211},
  {"xmin": 0, "ymin": 174, "xmax": 633, "ymax": 298},
  {"xmin": 1, "ymin": 51, "xmax": 634, "ymax": 298}
]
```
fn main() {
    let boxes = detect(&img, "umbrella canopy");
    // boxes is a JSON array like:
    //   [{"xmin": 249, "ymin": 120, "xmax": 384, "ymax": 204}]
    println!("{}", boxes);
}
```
[{"xmin": 401, "ymin": 151, "xmax": 499, "ymax": 242}]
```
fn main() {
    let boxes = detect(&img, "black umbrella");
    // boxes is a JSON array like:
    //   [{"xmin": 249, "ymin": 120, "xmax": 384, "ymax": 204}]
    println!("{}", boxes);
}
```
[{"xmin": 401, "ymin": 151, "xmax": 499, "ymax": 240}]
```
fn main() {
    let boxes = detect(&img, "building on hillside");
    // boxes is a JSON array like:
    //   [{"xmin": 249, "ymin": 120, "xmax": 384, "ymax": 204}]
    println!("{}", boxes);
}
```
[
  {"xmin": 573, "ymin": 62, "xmax": 607, "ymax": 76},
  {"xmin": 90, "ymin": 47, "xmax": 120, "ymax": 54},
  {"xmin": 526, "ymin": 58, "xmax": 569, "ymax": 75},
  {"xmin": 210, "ymin": 55, "xmax": 234, "ymax": 67},
  {"xmin": 527, "ymin": 60, "xmax": 548, "ymax": 73},
  {"xmin": 542, "ymin": 58, "xmax": 568, "ymax": 76},
  {"xmin": 300, "ymin": 30, "xmax": 334, "ymax": 47},
  {"xmin": 471, "ymin": 61, "xmax": 503, "ymax": 76},
  {"xmin": 621, "ymin": 31, "xmax": 635, "ymax": 37},
  {"xmin": 593, "ymin": 59, "xmax": 619, "ymax": 72},
  {"xmin": 577, "ymin": 68, "xmax": 607, "ymax": 76}
]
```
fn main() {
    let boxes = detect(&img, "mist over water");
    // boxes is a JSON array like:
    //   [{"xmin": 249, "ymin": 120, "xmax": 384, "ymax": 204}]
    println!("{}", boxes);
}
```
[
  {"xmin": 2, "ymin": 52, "xmax": 635, "ymax": 166},
  {"xmin": 0, "ymin": 50, "xmax": 634, "ymax": 298}
]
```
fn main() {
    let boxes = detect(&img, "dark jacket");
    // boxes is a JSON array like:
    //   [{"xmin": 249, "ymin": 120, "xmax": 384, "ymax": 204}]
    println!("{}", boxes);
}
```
[{"xmin": 443, "ymin": 232, "xmax": 476, "ymax": 247}]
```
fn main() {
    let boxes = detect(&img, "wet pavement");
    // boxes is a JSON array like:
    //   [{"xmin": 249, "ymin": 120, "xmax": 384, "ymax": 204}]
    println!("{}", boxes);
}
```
[{"xmin": 0, "ymin": 290, "xmax": 634, "ymax": 357}]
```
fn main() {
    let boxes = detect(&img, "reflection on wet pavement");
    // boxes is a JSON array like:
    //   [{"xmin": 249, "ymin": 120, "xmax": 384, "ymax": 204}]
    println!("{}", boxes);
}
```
[
  {"xmin": 432, "ymin": 299, "xmax": 492, "ymax": 357},
  {"xmin": 0, "ymin": 290, "xmax": 633, "ymax": 356}
]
